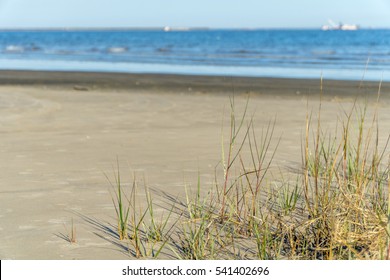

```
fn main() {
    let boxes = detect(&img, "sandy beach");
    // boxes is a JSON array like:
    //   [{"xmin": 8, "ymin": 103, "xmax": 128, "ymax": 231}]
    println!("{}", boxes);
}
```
[{"xmin": 1, "ymin": 71, "xmax": 389, "ymax": 259}]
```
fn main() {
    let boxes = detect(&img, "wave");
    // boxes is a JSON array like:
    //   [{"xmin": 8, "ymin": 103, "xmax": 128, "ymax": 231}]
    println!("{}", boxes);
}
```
[
  {"xmin": 4, "ymin": 45, "xmax": 43, "ymax": 53},
  {"xmin": 107, "ymin": 47, "xmax": 128, "ymax": 53},
  {"xmin": 5, "ymin": 45, "xmax": 24, "ymax": 53}
]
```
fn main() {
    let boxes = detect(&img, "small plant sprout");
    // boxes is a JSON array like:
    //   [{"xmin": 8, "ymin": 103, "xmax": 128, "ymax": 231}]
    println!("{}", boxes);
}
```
[{"xmin": 62, "ymin": 218, "xmax": 76, "ymax": 244}]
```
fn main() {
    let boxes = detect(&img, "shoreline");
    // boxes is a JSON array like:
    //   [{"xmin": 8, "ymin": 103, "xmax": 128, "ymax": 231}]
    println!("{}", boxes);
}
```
[{"xmin": 0, "ymin": 70, "xmax": 388, "ymax": 98}]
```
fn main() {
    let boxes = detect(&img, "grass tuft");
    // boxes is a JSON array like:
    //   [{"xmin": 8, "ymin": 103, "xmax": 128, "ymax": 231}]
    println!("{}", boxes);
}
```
[
  {"xmin": 107, "ymin": 166, "xmax": 131, "ymax": 241},
  {"xmin": 103, "ymin": 90, "xmax": 389, "ymax": 259}
]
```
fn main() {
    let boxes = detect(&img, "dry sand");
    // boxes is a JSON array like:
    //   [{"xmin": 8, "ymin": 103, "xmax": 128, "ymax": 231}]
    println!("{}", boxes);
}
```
[{"xmin": 0, "ymin": 71, "xmax": 389, "ymax": 259}]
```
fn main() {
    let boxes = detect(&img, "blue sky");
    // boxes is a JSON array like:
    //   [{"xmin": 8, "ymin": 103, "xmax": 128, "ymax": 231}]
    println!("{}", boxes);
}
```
[{"xmin": 0, "ymin": 0, "xmax": 389, "ymax": 29}]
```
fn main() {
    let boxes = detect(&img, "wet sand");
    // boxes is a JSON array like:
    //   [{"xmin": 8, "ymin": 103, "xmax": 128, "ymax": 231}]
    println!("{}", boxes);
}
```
[{"xmin": 0, "ymin": 71, "xmax": 389, "ymax": 259}]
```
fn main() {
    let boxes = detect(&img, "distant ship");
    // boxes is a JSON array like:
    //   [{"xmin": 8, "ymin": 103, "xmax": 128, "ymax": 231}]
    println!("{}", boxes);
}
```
[
  {"xmin": 322, "ymin": 20, "xmax": 359, "ymax": 31},
  {"xmin": 163, "ymin": 26, "xmax": 191, "ymax": 32}
]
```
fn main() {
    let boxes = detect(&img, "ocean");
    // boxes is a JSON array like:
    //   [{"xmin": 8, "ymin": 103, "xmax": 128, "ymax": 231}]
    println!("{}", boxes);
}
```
[{"xmin": 0, "ymin": 29, "xmax": 389, "ymax": 81}]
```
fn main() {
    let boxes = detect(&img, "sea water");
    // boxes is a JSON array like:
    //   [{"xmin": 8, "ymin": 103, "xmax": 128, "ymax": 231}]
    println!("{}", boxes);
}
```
[{"xmin": 0, "ymin": 29, "xmax": 389, "ymax": 81}]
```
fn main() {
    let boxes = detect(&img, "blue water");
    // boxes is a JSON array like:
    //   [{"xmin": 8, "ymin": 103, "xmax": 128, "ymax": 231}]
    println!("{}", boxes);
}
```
[{"xmin": 0, "ymin": 29, "xmax": 389, "ymax": 81}]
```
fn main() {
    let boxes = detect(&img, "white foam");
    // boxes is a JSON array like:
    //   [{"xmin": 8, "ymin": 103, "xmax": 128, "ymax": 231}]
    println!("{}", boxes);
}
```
[
  {"xmin": 107, "ymin": 47, "xmax": 128, "ymax": 53},
  {"xmin": 5, "ymin": 45, "xmax": 24, "ymax": 53}
]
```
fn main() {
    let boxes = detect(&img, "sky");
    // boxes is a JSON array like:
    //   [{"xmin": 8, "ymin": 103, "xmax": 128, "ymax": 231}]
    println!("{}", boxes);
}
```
[{"xmin": 0, "ymin": 0, "xmax": 389, "ymax": 29}]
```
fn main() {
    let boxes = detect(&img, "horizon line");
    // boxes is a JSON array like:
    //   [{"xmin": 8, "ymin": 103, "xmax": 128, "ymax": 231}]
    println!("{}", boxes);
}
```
[{"xmin": 0, "ymin": 26, "xmax": 389, "ymax": 31}]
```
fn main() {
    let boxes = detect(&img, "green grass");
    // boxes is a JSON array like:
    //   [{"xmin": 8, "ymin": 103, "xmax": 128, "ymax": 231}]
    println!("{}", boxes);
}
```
[
  {"xmin": 107, "ymin": 170, "xmax": 178, "ymax": 258},
  {"xmin": 107, "ymin": 167, "xmax": 130, "ymax": 241},
  {"xmin": 105, "ymin": 92, "xmax": 389, "ymax": 260}
]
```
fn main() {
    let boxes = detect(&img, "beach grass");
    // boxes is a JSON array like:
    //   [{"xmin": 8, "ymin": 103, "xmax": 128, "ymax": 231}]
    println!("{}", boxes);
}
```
[
  {"xmin": 107, "ymin": 167, "xmax": 130, "ymax": 241},
  {"xmin": 107, "ymin": 93, "xmax": 389, "ymax": 260}
]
